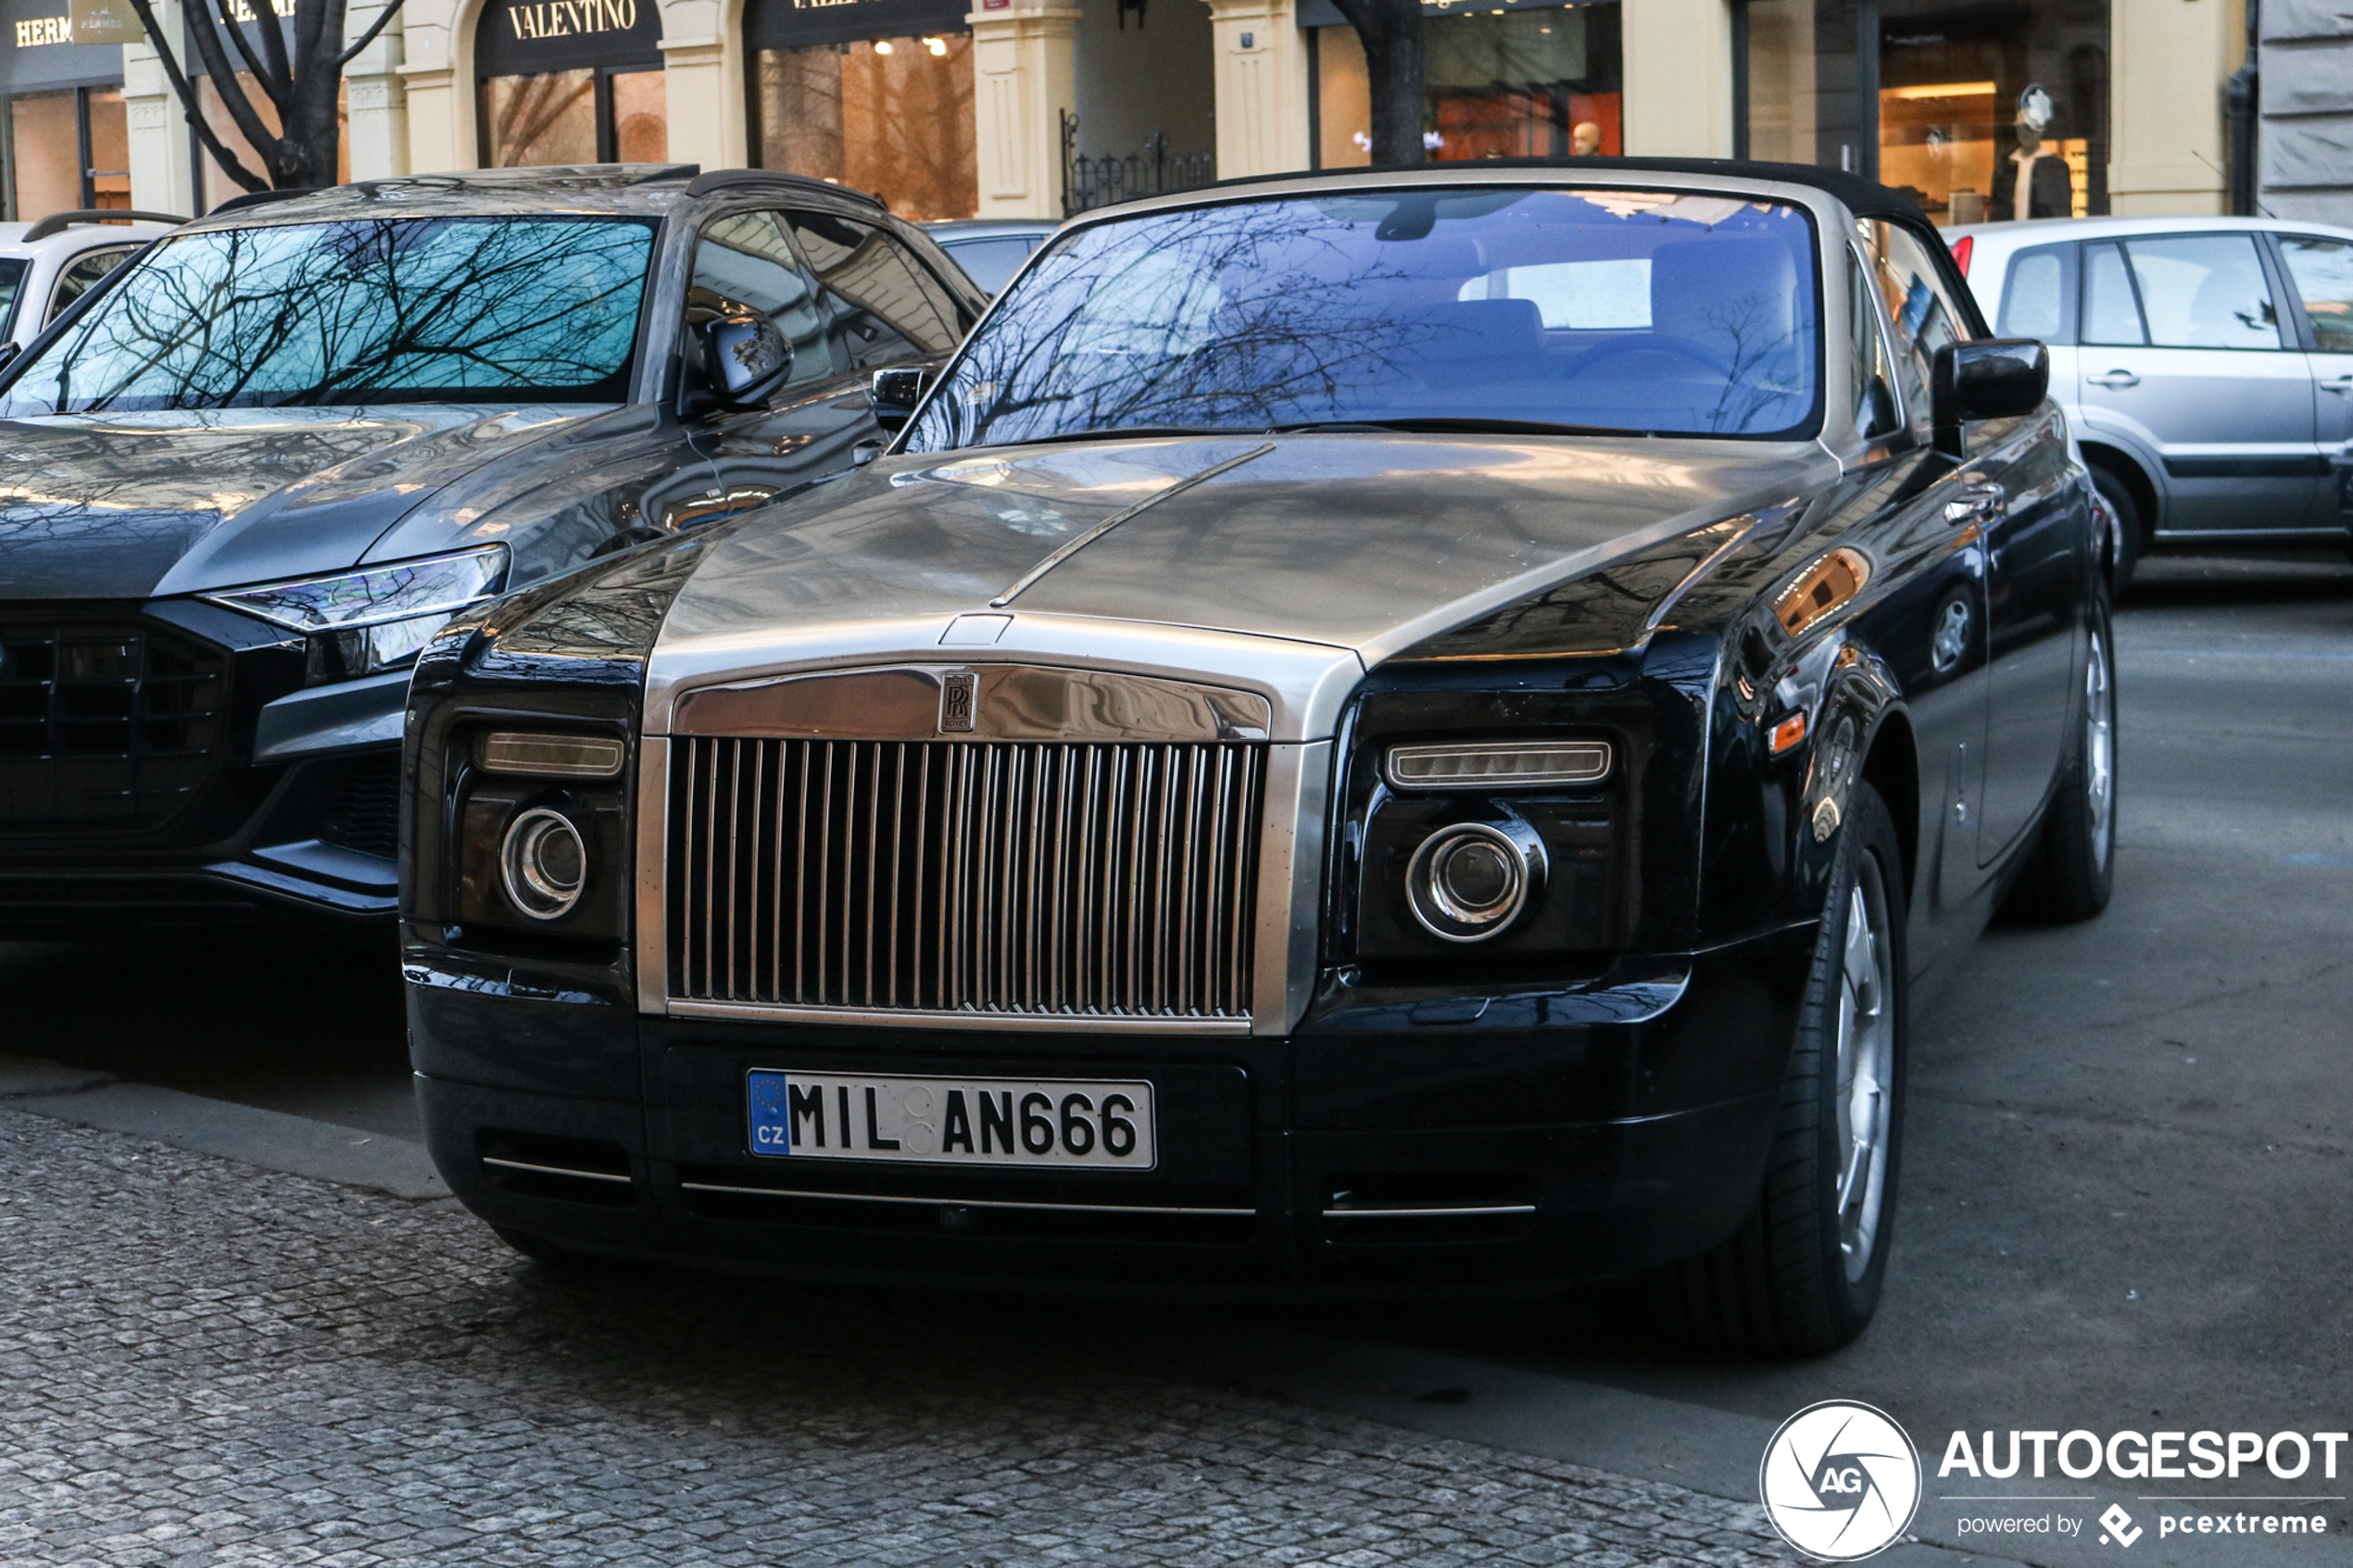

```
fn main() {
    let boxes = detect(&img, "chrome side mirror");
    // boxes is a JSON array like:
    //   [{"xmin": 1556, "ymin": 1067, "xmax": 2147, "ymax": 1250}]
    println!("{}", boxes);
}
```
[
  {"xmin": 696, "ymin": 311, "xmax": 793, "ymax": 409},
  {"xmin": 868, "ymin": 366, "xmax": 929, "ymax": 433}
]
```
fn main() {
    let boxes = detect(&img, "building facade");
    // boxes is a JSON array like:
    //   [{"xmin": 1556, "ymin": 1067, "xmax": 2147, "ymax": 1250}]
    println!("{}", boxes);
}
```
[{"xmin": 116, "ymin": 0, "xmax": 2248, "ymax": 226}]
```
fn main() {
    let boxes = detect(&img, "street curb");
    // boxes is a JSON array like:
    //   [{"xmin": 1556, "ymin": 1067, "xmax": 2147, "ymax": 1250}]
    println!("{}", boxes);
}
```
[{"xmin": 0, "ymin": 1057, "xmax": 448, "ymax": 1201}]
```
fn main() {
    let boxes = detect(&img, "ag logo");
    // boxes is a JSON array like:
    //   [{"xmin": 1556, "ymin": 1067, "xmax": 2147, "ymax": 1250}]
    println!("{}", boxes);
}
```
[{"xmin": 1759, "ymin": 1400, "xmax": 1922, "ymax": 1561}]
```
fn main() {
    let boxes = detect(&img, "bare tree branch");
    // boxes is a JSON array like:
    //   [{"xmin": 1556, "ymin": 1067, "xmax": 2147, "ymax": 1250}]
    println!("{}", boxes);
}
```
[{"xmin": 119, "ymin": 0, "xmax": 269, "ymax": 193}]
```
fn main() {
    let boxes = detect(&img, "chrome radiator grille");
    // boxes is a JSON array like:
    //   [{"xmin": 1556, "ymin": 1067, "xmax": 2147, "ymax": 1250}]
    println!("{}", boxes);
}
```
[{"xmin": 669, "ymin": 737, "xmax": 1264, "ymax": 1021}]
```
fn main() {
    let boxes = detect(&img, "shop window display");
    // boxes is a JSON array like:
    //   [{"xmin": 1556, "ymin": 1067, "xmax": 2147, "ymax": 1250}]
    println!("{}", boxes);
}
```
[
  {"xmin": 475, "ymin": 0, "xmax": 664, "ymax": 168},
  {"xmin": 753, "ymin": 34, "xmax": 975, "ymax": 220},
  {"xmin": 7, "ymin": 85, "xmax": 128, "ymax": 218},
  {"xmin": 1741, "ymin": 0, "xmax": 2108, "ymax": 222},
  {"xmin": 1313, "ymin": 0, "xmax": 1620, "ymax": 169}
]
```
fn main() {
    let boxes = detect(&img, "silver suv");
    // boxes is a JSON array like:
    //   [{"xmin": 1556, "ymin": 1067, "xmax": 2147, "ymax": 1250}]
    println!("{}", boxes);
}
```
[{"xmin": 1950, "ymin": 216, "xmax": 2353, "ymax": 583}]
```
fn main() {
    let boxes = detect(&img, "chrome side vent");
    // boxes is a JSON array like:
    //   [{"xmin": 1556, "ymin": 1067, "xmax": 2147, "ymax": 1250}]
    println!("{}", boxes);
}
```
[{"xmin": 668, "ymin": 738, "xmax": 1264, "ymax": 1023}]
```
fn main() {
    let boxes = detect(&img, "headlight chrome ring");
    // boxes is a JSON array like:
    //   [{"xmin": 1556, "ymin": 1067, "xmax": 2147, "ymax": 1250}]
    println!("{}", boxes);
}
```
[
  {"xmin": 500, "ymin": 808, "xmax": 588, "ymax": 922},
  {"xmin": 1405, "ymin": 820, "xmax": 1545, "ymax": 943}
]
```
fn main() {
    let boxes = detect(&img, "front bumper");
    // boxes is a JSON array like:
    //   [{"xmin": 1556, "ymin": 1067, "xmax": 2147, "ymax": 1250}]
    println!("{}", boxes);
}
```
[
  {"xmin": 409, "ymin": 922, "xmax": 1815, "ymax": 1296},
  {"xmin": 0, "ymin": 599, "xmax": 404, "ymax": 934}
]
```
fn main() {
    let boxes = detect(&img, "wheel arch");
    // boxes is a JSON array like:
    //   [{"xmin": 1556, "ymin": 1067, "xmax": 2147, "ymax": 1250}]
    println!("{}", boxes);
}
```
[
  {"xmin": 2078, "ymin": 440, "xmax": 2160, "ymax": 543},
  {"xmin": 1858, "ymin": 708, "xmax": 1920, "ymax": 909}
]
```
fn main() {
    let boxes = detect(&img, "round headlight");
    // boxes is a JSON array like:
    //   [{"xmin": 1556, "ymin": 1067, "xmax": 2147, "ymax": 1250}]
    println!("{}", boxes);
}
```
[
  {"xmin": 1405, "ymin": 821, "xmax": 1544, "ymax": 942},
  {"xmin": 500, "ymin": 808, "xmax": 586, "ymax": 921}
]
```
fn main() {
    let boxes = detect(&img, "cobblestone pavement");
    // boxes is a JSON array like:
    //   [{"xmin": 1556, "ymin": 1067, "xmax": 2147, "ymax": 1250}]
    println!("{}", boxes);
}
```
[{"xmin": 0, "ymin": 1106, "xmax": 1802, "ymax": 1568}]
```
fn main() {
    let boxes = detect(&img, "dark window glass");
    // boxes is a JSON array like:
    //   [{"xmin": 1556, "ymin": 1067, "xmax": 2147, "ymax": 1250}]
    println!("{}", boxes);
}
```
[
  {"xmin": 690, "ymin": 210, "xmax": 836, "ymax": 387},
  {"xmin": 1858, "ymin": 219, "xmax": 1969, "ymax": 418},
  {"xmin": 1, "ymin": 218, "xmax": 657, "ymax": 415},
  {"xmin": 2082, "ymin": 242, "xmax": 2143, "ymax": 345},
  {"xmin": 786, "ymin": 211, "xmax": 963, "ymax": 367},
  {"xmin": 47, "ymin": 247, "xmax": 136, "ymax": 324},
  {"xmin": 939, "ymin": 236, "xmax": 1035, "ymax": 295},
  {"xmin": 906, "ymin": 188, "xmax": 1823, "ymax": 451},
  {"xmin": 2124, "ymin": 234, "xmax": 2283, "ymax": 350},
  {"xmin": 2279, "ymin": 236, "xmax": 2353, "ymax": 353},
  {"xmin": 0, "ymin": 257, "xmax": 29, "ymax": 337},
  {"xmin": 1849, "ymin": 252, "xmax": 1901, "ymax": 437},
  {"xmin": 1999, "ymin": 249, "xmax": 2067, "ymax": 342}
]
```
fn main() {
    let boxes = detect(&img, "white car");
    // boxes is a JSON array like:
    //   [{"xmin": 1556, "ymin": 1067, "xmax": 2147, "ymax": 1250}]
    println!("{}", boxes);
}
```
[
  {"xmin": 1949, "ymin": 216, "xmax": 2353, "ymax": 583},
  {"xmin": 0, "ymin": 209, "xmax": 185, "ymax": 360}
]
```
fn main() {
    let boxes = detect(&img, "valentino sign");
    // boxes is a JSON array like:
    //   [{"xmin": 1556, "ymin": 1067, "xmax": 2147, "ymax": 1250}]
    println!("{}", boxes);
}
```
[{"xmin": 503, "ymin": 0, "xmax": 638, "ymax": 40}]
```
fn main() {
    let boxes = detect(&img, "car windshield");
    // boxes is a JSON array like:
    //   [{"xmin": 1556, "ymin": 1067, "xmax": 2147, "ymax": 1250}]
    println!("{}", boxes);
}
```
[
  {"xmin": 0, "ymin": 216, "xmax": 657, "ymax": 414},
  {"xmin": 904, "ymin": 187, "xmax": 1822, "ymax": 451}
]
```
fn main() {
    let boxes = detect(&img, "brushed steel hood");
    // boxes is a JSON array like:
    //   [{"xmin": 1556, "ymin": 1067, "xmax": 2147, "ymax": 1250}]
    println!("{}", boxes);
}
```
[{"xmin": 646, "ymin": 431, "xmax": 1833, "ymax": 742}]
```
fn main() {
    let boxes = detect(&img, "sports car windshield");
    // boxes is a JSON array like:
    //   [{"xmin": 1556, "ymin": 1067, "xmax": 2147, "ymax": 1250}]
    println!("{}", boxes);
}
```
[
  {"xmin": 0, "ymin": 216, "xmax": 656, "ymax": 414},
  {"xmin": 904, "ymin": 187, "xmax": 1822, "ymax": 450}
]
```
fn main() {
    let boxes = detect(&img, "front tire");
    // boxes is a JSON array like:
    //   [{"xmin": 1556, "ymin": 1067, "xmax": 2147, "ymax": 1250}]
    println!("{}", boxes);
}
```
[
  {"xmin": 2087, "ymin": 465, "xmax": 2141, "ymax": 599},
  {"xmin": 2003, "ymin": 610, "xmax": 2118, "ymax": 924},
  {"xmin": 1660, "ymin": 782, "xmax": 1908, "ymax": 1356}
]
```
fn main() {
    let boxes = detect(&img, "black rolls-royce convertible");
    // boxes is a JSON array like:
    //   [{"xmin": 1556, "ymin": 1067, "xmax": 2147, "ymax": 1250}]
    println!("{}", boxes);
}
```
[{"xmin": 402, "ymin": 160, "xmax": 2117, "ymax": 1353}]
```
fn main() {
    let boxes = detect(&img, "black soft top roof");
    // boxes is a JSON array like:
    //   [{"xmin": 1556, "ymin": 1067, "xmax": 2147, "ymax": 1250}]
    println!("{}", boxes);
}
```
[{"xmin": 1189, "ymin": 155, "xmax": 1935, "ymax": 228}]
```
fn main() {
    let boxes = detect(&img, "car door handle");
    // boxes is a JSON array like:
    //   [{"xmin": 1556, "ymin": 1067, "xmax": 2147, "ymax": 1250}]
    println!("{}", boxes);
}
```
[
  {"xmin": 2322, "ymin": 374, "xmax": 2353, "ymax": 395},
  {"xmin": 1944, "ymin": 477, "xmax": 2007, "ymax": 523},
  {"xmin": 2088, "ymin": 370, "xmax": 2141, "ymax": 389}
]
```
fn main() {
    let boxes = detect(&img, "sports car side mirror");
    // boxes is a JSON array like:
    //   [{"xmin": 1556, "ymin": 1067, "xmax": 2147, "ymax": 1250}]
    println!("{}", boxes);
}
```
[
  {"xmin": 868, "ymin": 367, "xmax": 929, "ymax": 433},
  {"xmin": 695, "ymin": 311, "xmax": 793, "ymax": 410},
  {"xmin": 1932, "ymin": 339, "xmax": 2048, "ymax": 458}
]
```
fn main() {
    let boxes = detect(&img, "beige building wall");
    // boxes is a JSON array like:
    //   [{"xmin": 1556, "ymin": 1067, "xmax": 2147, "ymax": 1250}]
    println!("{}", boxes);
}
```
[
  {"xmin": 968, "ymin": 2, "xmax": 1078, "ymax": 219},
  {"xmin": 1202, "ymin": 0, "xmax": 1309, "ymax": 179},
  {"xmin": 2108, "ymin": 0, "xmax": 2233, "ymax": 215},
  {"xmin": 1621, "ymin": 0, "xmax": 1735, "ymax": 157}
]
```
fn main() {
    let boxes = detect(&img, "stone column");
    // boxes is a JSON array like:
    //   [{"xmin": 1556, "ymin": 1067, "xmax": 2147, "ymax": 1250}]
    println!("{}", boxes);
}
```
[
  {"xmin": 1620, "ymin": 0, "xmax": 1734, "ymax": 157},
  {"xmin": 968, "ymin": 1, "xmax": 1078, "ymax": 220},
  {"xmin": 1201, "ymin": 0, "xmax": 1308, "ymax": 179},
  {"xmin": 123, "ymin": 0, "xmax": 197, "ymax": 216},
  {"xmin": 658, "ymin": 0, "xmax": 740, "ymax": 169},
  {"xmin": 345, "ymin": 0, "xmax": 409, "ymax": 181},
  {"xmin": 2108, "ymin": 0, "xmax": 2232, "ymax": 215},
  {"xmin": 396, "ymin": 0, "xmax": 468, "ymax": 171}
]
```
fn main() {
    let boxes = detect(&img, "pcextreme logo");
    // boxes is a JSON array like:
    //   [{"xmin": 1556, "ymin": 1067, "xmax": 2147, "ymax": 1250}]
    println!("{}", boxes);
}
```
[{"xmin": 1760, "ymin": 1400, "xmax": 1924, "ymax": 1562}]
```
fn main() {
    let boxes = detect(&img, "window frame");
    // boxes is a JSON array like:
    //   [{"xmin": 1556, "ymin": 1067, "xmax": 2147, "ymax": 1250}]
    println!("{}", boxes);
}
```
[{"xmin": 2261, "ymin": 231, "xmax": 2353, "ymax": 355}]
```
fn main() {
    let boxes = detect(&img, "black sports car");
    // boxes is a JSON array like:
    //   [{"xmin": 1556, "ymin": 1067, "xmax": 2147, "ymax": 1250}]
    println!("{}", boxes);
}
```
[
  {"xmin": 401, "ymin": 160, "xmax": 2116, "ymax": 1352},
  {"xmin": 0, "ymin": 165, "xmax": 985, "ymax": 933}
]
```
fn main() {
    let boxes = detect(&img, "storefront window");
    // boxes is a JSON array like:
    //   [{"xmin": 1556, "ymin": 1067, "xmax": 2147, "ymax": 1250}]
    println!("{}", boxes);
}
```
[
  {"xmin": 753, "ymin": 35, "xmax": 975, "ymax": 219},
  {"xmin": 1740, "ymin": 0, "xmax": 2108, "ymax": 222},
  {"xmin": 9, "ymin": 88, "xmax": 131, "ymax": 216},
  {"xmin": 745, "ymin": 0, "xmax": 976, "ymax": 220},
  {"xmin": 0, "ymin": 0, "xmax": 130, "ymax": 220},
  {"xmin": 476, "ymin": 0, "xmax": 665, "ymax": 167},
  {"xmin": 1311, "ymin": 0, "xmax": 1619, "ymax": 169}
]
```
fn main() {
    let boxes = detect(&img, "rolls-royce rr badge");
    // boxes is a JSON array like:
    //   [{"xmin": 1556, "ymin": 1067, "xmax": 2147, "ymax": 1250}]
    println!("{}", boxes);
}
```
[{"xmin": 939, "ymin": 671, "xmax": 978, "ymax": 733}]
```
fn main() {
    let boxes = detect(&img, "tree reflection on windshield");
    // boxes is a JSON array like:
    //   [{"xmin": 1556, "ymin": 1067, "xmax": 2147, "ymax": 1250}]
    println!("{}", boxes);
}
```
[
  {"xmin": 2, "ymin": 217, "xmax": 657, "ymax": 415},
  {"xmin": 907, "ymin": 188, "xmax": 1822, "ymax": 451}
]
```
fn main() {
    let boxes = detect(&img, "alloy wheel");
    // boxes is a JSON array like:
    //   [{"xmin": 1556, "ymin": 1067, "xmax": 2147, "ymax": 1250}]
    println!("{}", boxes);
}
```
[{"xmin": 1833, "ymin": 852, "xmax": 1896, "ymax": 1282}]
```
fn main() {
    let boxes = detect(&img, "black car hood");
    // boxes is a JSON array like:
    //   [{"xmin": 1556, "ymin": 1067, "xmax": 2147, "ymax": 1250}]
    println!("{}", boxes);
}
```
[
  {"xmin": 0, "ymin": 405, "xmax": 606, "ymax": 602},
  {"xmin": 657, "ymin": 432, "xmax": 1836, "ymax": 668}
]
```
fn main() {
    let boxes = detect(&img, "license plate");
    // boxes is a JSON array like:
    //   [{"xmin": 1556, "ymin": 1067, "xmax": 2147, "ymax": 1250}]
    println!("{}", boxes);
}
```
[{"xmin": 747, "ymin": 1070, "xmax": 1157, "ymax": 1171}]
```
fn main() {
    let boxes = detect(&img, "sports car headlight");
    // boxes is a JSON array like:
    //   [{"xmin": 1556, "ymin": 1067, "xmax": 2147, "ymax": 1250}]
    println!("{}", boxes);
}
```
[{"xmin": 204, "ymin": 544, "xmax": 509, "ymax": 685}]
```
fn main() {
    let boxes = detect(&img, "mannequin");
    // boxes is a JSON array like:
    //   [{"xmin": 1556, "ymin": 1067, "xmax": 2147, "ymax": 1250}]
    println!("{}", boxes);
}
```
[{"xmin": 1997, "ymin": 86, "xmax": 2073, "ymax": 221}]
